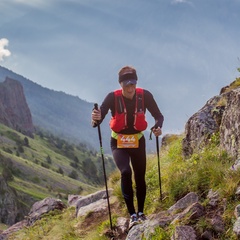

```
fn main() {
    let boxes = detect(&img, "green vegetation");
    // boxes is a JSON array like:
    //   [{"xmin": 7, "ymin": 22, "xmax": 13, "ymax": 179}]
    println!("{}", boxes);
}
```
[
  {"xmin": 0, "ymin": 123, "xmax": 115, "ymax": 207},
  {"xmin": 221, "ymin": 77, "xmax": 240, "ymax": 94},
  {"xmin": 7, "ymin": 132, "xmax": 240, "ymax": 239},
  {"xmin": 228, "ymin": 77, "xmax": 240, "ymax": 91}
]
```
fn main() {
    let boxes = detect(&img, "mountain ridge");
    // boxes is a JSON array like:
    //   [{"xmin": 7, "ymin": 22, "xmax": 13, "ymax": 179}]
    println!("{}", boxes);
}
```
[
  {"xmin": 0, "ymin": 65, "xmax": 156, "ymax": 153},
  {"xmin": 0, "ymin": 65, "xmax": 112, "ymax": 152}
]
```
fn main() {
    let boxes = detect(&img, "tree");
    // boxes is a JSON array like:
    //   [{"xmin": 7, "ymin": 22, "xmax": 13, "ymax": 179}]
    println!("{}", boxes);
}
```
[
  {"xmin": 74, "ymin": 156, "xmax": 79, "ymax": 163},
  {"xmin": 57, "ymin": 167, "xmax": 64, "ymax": 175},
  {"xmin": 23, "ymin": 137, "xmax": 29, "ymax": 147},
  {"xmin": 18, "ymin": 145, "xmax": 24, "ymax": 153},
  {"xmin": 2, "ymin": 166, "xmax": 14, "ymax": 181},
  {"xmin": 82, "ymin": 158, "xmax": 100, "ymax": 183},
  {"xmin": 68, "ymin": 170, "xmax": 78, "ymax": 179},
  {"xmin": 46, "ymin": 155, "xmax": 52, "ymax": 164}
]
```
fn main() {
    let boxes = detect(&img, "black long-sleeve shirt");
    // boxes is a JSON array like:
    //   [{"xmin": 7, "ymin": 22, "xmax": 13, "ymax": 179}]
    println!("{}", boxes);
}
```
[{"xmin": 98, "ymin": 89, "xmax": 164, "ymax": 134}]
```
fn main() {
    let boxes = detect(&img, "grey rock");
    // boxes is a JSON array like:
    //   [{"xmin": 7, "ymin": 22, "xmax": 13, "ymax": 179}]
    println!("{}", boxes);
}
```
[
  {"xmin": 171, "ymin": 225, "xmax": 197, "ymax": 240},
  {"xmin": 27, "ymin": 197, "xmax": 66, "ymax": 225},
  {"xmin": 168, "ymin": 192, "xmax": 199, "ymax": 214}
]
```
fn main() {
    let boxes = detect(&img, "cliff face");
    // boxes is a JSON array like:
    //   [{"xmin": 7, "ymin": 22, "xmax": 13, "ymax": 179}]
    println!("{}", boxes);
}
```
[
  {"xmin": 219, "ymin": 88, "xmax": 240, "ymax": 157},
  {"xmin": 182, "ymin": 78, "xmax": 240, "ymax": 159},
  {"xmin": 0, "ymin": 176, "xmax": 19, "ymax": 226},
  {"xmin": 0, "ymin": 77, "xmax": 34, "ymax": 137}
]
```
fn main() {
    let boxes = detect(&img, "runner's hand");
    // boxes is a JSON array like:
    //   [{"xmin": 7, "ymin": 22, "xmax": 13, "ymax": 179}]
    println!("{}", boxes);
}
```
[
  {"xmin": 152, "ymin": 127, "xmax": 162, "ymax": 137},
  {"xmin": 92, "ymin": 109, "xmax": 101, "ymax": 122}
]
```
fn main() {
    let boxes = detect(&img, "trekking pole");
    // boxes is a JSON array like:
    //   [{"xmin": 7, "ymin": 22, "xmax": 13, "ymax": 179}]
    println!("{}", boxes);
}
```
[
  {"xmin": 156, "ymin": 136, "xmax": 163, "ymax": 201},
  {"xmin": 94, "ymin": 103, "xmax": 113, "ymax": 230},
  {"xmin": 150, "ymin": 128, "xmax": 163, "ymax": 201}
]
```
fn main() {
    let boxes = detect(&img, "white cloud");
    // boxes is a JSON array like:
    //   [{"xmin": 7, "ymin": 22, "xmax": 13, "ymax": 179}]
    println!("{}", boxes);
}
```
[
  {"xmin": 0, "ymin": 38, "xmax": 11, "ymax": 61},
  {"xmin": 172, "ymin": 0, "xmax": 187, "ymax": 3},
  {"xmin": 14, "ymin": 0, "xmax": 48, "ymax": 7},
  {"xmin": 171, "ymin": 0, "xmax": 192, "ymax": 5},
  {"xmin": 0, "ymin": 0, "xmax": 53, "ymax": 9}
]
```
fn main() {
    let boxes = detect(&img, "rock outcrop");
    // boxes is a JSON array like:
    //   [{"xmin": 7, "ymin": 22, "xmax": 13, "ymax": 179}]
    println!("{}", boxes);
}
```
[
  {"xmin": 182, "ymin": 78, "xmax": 240, "ymax": 159},
  {"xmin": 0, "ymin": 176, "xmax": 18, "ymax": 226},
  {"xmin": 0, "ymin": 156, "xmax": 31, "ymax": 228},
  {"xmin": 0, "ymin": 197, "xmax": 66, "ymax": 240},
  {"xmin": 74, "ymin": 189, "xmax": 113, "ymax": 217},
  {"xmin": 27, "ymin": 197, "xmax": 67, "ymax": 226},
  {"xmin": 0, "ymin": 77, "xmax": 34, "ymax": 137},
  {"xmin": 219, "ymin": 88, "xmax": 240, "ymax": 157}
]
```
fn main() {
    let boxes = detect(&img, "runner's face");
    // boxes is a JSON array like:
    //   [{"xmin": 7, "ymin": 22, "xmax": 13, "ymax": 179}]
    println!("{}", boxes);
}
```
[{"xmin": 121, "ymin": 83, "xmax": 136, "ymax": 99}]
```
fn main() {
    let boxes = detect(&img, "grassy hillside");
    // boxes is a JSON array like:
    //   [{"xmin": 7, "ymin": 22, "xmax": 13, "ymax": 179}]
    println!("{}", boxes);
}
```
[
  {"xmin": 0, "ymin": 65, "xmax": 112, "ymax": 153},
  {"xmin": 7, "ymin": 133, "xmax": 240, "ymax": 239},
  {"xmin": 0, "ymin": 123, "xmax": 115, "ymax": 209}
]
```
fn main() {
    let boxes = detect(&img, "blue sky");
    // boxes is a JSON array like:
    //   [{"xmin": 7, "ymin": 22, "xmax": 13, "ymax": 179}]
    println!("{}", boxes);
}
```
[{"xmin": 0, "ymin": 0, "xmax": 240, "ymax": 133}]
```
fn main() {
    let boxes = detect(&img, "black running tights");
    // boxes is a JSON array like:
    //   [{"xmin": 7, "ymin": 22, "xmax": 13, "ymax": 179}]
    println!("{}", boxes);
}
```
[{"xmin": 111, "ymin": 136, "xmax": 146, "ymax": 216}]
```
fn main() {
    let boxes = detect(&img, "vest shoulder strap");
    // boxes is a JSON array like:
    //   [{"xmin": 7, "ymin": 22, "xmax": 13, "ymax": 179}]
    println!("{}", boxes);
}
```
[
  {"xmin": 113, "ymin": 88, "xmax": 145, "ymax": 113},
  {"xmin": 135, "ymin": 88, "xmax": 144, "ymax": 112},
  {"xmin": 114, "ymin": 89, "xmax": 125, "ymax": 113}
]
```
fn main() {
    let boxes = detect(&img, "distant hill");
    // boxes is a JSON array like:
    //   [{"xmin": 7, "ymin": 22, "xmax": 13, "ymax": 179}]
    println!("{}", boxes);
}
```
[
  {"xmin": 0, "ymin": 65, "xmax": 112, "ymax": 153},
  {"xmin": 0, "ymin": 122, "xmax": 115, "ymax": 225}
]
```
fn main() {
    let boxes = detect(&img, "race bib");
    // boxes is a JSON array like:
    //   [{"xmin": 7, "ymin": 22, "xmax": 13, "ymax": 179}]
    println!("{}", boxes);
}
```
[{"xmin": 117, "ymin": 134, "xmax": 139, "ymax": 148}]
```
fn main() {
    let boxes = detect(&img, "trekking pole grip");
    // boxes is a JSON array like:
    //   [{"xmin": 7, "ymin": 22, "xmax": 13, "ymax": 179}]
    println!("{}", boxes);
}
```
[{"xmin": 94, "ymin": 103, "xmax": 98, "ymax": 110}]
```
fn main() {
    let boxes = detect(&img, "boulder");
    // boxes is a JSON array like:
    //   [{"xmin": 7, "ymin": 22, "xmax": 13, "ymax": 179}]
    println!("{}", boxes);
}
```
[
  {"xmin": 171, "ymin": 225, "xmax": 197, "ymax": 240},
  {"xmin": 0, "ymin": 197, "xmax": 66, "ymax": 240},
  {"xmin": 168, "ymin": 192, "xmax": 199, "ymax": 214},
  {"xmin": 27, "ymin": 197, "xmax": 66, "ymax": 225},
  {"xmin": 75, "ymin": 189, "xmax": 113, "ymax": 217}
]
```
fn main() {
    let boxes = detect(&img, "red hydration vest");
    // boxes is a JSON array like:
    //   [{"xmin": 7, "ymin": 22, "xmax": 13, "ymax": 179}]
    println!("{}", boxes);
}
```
[{"xmin": 110, "ymin": 88, "xmax": 148, "ymax": 132}]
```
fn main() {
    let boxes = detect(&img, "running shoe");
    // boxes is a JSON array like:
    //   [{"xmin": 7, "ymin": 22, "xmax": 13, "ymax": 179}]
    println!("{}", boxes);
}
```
[
  {"xmin": 129, "ymin": 214, "xmax": 138, "ymax": 230},
  {"xmin": 138, "ymin": 212, "xmax": 147, "ymax": 222}
]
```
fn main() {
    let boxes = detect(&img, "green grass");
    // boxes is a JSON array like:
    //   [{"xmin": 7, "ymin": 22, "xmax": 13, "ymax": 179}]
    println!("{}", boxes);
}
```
[
  {"xmin": 4, "ymin": 130, "xmax": 240, "ymax": 239},
  {"xmin": 0, "ymin": 223, "xmax": 8, "ymax": 231},
  {"xmin": 8, "ymin": 208, "xmax": 80, "ymax": 240},
  {"xmin": 9, "ymin": 177, "xmax": 51, "ymax": 201},
  {"xmin": 0, "ymin": 123, "xmax": 101, "ymax": 217}
]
